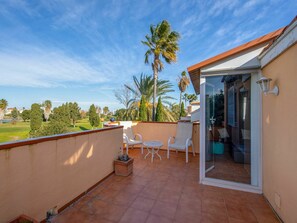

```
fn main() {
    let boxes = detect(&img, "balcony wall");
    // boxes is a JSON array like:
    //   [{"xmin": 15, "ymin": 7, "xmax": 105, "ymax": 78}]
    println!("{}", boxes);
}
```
[
  {"xmin": 0, "ymin": 126, "xmax": 123, "ymax": 223},
  {"xmin": 262, "ymin": 43, "xmax": 297, "ymax": 223},
  {"xmin": 132, "ymin": 122, "xmax": 200, "ymax": 153}
]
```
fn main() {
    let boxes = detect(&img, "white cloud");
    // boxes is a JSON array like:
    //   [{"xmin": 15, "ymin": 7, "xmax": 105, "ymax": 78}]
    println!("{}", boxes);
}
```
[{"xmin": 0, "ymin": 45, "xmax": 108, "ymax": 87}]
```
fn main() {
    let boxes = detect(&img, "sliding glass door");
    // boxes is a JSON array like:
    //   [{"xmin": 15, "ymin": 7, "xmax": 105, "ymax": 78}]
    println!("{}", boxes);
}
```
[{"xmin": 203, "ymin": 74, "xmax": 257, "ymax": 187}]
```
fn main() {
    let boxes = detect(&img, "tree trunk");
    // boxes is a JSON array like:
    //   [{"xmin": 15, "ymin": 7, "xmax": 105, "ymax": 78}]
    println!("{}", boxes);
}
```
[
  {"xmin": 179, "ymin": 92, "xmax": 182, "ymax": 119},
  {"xmin": 152, "ymin": 60, "xmax": 158, "ymax": 121}
]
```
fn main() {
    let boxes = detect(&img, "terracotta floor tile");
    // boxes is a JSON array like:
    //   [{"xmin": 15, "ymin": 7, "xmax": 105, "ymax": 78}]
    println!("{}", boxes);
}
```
[
  {"xmin": 99, "ymin": 204, "xmax": 127, "ymax": 222},
  {"xmin": 201, "ymin": 212, "xmax": 229, "ymax": 223},
  {"xmin": 158, "ymin": 189, "xmax": 181, "ymax": 204},
  {"xmin": 119, "ymin": 207, "xmax": 149, "ymax": 223},
  {"xmin": 151, "ymin": 200, "xmax": 178, "ymax": 220},
  {"xmin": 131, "ymin": 196, "xmax": 155, "ymax": 212},
  {"xmin": 112, "ymin": 191, "xmax": 138, "ymax": 206},
  {"xmin": 52, "ymin": 149, "xmax": 278, "ymax": 223},
  {"xmin": 146, "ymin": 214, "xmax": 173, "ymax": 223},
  {"xmin": 226, "ymin": 203, "xmax": 257, "ymax": 222},
  {"xmin": 201, "ymin": 198, "xmax": 227, "ymax": 217},
  {"xmin": 174, "ymin": 206, "xmax": 202, "ymax": 223}
]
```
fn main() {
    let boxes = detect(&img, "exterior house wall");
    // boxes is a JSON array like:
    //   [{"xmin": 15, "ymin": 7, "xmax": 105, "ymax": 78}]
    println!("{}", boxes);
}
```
[
  {"xmin": 262, "ymin": 43, "xmax": 297, "ymax": 223},
  {"xmin": 0, "ymin": 127, "xmax": 122, "ymax": 223},
  {"xmin": 132, "ymin": 122, "xmax": 200, "ymax": 153}
]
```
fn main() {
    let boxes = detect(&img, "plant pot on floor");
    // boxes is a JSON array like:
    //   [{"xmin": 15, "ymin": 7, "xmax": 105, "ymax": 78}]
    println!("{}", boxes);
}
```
[
  {"xmin": 9, "ymin": 214, "xmax": 38, "ymax": 223},
  {"xmin": 114, "ymin": 157, "xmax": 134, "ymax": 176}
]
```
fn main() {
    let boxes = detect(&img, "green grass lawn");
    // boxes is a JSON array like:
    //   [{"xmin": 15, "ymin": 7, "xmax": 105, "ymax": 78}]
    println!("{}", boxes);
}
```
[
  {"xmin": 0, "ymin": 118, "xmax": 104, "ymax": 144},
  {"xmin": 0, "ymin": 121, "xmax": 30, "ymax": 143}
]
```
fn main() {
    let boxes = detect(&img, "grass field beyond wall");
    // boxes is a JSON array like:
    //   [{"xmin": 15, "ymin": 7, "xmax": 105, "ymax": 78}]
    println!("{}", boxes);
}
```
[{"xmin": 0, "ymin": 119, "xmax": 101, "ymax": 143}]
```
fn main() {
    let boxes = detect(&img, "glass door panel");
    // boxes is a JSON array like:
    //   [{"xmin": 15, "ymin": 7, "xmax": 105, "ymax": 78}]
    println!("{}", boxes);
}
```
[{"xmin": 204, "ymin": 74, "xmax": 252, "ymax": 185}]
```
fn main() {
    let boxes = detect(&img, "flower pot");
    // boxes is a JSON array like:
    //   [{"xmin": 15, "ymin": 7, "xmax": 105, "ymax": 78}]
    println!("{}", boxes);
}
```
[
  {"xmin": 9, "ymin": 214, "xmax": 38, "ymax": 223},
  {"xmin": 114, "ymin": 158, "xmax": 134, "ymax": 176}
]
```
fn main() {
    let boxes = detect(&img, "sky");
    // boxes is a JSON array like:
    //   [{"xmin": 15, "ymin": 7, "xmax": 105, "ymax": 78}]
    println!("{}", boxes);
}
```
[{"xmin": 0, "ymin": 0, "xmax": 296, "ymax": 111}]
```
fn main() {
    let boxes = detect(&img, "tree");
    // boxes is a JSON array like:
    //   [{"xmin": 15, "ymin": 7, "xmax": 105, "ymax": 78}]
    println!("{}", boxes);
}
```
[
  {"xmin": 103, "ymin": 106, "xmax": 109, "ymax": 115},
  {"xmin": 178, "ymin": 71, "xmax": 190, "ymax": 114},
  {"xmin": 180, "ymin": 102, "xmax": 187, "ymax": 118},
  {"xmin": 89, "ymin": 104, "xmax": 100, "ymax": 129},
  {"xmin": 51, "ymin": 103, "xmax": 71, "ymax": 126},
  {"xmin": 139, "ymin": 95, "xmax": 147, "ymax": 121},
  {"xmin": 21, "ymin": 109, "xmax": 31, "ymax": 122},
  {"xmin": 125, "ymin": 73, "xmax": 175, "ymax": 121},
  {"xmin": 69, "ymin": 102, "xmax": 81, "ymax": 127},
  {"xmin": 37, "ymin": 103, "xmax": 71, "ymax": 136},
  {"xmin": 43, "ymin": 100, "xmax": 52, "ymax": 122},
  {"xmin": 30, "ymin": 103, "xmax": 43, "ymax": 135},
  {"xmin": 11, "ymin": 107, "xmax": 19, "ymax": 121},
  {"xmin": 114, "ymin": 108, "xmax": 126, "ymax": 121},
  {"xmin": 187, "ymin": 94, "xmax": 198, "ymax": 104},
  {"xmin": 155, "ymin": 97, "xmax": 164, "ymax": 122},
  {"xmin": 0, "ymin": 99, "xmax": 8, "ymax": 122},
  {"xmin": 142, "ymin": 20, "xmax": 180, "ymax": 120},
  {"xmin": 114, "ymin": 86, "xmax": 135, "ymax": 120},
  {"xmin": 169, "ymin": 103, "xmax": 180, "ymax": 121}
]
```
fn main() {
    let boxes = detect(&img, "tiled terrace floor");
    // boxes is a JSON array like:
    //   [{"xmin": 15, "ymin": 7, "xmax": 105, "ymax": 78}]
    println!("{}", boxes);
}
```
[{"xmin": 51, "ymin": 149, "xmax": 279, "ymax": 223}]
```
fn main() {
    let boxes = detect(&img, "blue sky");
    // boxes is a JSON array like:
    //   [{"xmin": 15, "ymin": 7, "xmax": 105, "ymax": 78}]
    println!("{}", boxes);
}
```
[{"xmin": 0, "ymin": 0, "xmax": 296, "ymax": 111}]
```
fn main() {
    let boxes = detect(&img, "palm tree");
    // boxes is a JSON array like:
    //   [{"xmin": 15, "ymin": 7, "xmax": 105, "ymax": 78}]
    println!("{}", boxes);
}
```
[
  {"xmin": 125, "ymin": 74, "xmax": 175, "ymax": 121},
  {"xmin": 178, "ymin": 71, "xmax": 190, "ymax": 112},
  {"xmin": 142, "ymin": 20, "xmax": 180, "ymax": 120},
  {"xmin": 43, "ymin": 100, "xmax": 52, "ymax": 122},
  {"xmin": 0, "ymin": 99, "xmax": 8, "ymax": 122}
]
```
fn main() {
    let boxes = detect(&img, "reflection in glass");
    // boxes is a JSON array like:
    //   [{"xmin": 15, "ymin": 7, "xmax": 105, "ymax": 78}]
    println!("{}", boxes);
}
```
[{"xmin": 205, "ymin": 74, "xmax": 251, "ymax": 184}]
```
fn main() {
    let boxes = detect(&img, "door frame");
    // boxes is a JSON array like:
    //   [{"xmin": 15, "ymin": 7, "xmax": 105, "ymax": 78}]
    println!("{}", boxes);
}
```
[{"xmin": 199, "ymin": 70, "xmax": 262, "ymax": 193}]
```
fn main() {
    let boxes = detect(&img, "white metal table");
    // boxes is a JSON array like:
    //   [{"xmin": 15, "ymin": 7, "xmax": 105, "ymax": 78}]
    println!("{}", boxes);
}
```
[{"xmin": 143, "ymin": 141, "xmax": 163, "ymax": 162}]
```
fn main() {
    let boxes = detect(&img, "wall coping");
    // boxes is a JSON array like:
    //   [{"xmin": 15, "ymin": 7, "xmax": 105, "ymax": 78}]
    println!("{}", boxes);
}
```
[
  {"xmin": 138, "ymin": 121, "xmax": 200, "ymax": 125},
  {"xmin": 0, "ymin": 126, "xmax": 123, "ymax": 151}
]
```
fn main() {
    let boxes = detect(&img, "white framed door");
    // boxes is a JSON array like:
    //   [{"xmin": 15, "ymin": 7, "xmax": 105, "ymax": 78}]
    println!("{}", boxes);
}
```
[{"xmin": 199, "ymin": 71, "xmax": 262, "ymax": 193}]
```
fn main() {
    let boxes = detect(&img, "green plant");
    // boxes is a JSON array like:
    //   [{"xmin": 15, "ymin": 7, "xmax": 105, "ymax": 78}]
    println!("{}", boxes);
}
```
[
  {"xmin": 180, "ymin": 102, "xmax": 186, "ymax": 117},
  {"xmin": 118, "ymin": 153, "xmax": 130, "ymax": 161},
  {"xmin": 30, "ymin": 103, "xmax": 43, "ymax": 135},
  {"xmin": 21, "ymin": 109, "xmax": 31, "ymax": 122},
  {"xmin": 155, "ymin": 97, "xmax": 164, "ymax": 122},
  {"xmin": 142, "ymin": 20, "xmax": 180, "ymax": 120},
  {"xmin": 89, "ymin": 104, "xmax": 100, "ymax": 128},
  {"xmin": 139, "ymin": 95, "xmax": 147, "ymax": 121}
]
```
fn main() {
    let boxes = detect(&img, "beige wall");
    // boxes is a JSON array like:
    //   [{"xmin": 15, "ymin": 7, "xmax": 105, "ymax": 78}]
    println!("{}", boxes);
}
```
[
  {"xmin": 132, "ymin": 122, "xmax": 200, "ymax": 153},
  {"xmin": 262, "ymin": 43, "xmax": 297, "ymax": 223},
  {"xmin": 0, "ymin": 127, "xmax": 122, "ymax": 223}
]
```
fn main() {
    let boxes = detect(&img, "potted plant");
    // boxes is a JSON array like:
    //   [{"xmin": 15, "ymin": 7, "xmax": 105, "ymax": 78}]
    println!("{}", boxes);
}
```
[
  {"xmin": 9, "ymin": 214, "xmax": 38, "ymax": 223},
  {"xmin": 114, "ymin": 151, "xmax": 134, "ymax": 177}
]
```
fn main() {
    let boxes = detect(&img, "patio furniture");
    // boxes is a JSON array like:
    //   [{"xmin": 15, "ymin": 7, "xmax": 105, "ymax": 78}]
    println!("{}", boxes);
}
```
[
  {"xmin": 120, "ymin": 121, "xmax": 143, "ymax": 155},
  {"xmin": 167, "ymin": 122, "xmax": 194, "ymax": 163},
  {"xmin": 143, "ymin": 141, "xmax": 163, "ymax": 162}
]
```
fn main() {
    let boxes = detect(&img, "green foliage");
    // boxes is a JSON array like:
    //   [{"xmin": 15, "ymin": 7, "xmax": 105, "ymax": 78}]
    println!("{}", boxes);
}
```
[
  {"xmin": 37, "ymin": 120, "xmax": 68, "ymax": 136},
  {"xmin": 187, "ymin": 94, "xmax": 198, "ymax": 103},
  {"xmin": 11, "ymin": 108, "xmax": 19, "ymax": 120},
  {"xmin": 139, "ymin": 95, "xmax": 147, "ymax": 121},
  {"xmin": 180, "ymin": 102, "xmax": 186, "ymax": 118},
  {"xmin": 155, "ymin": 97, "xmax": 164, "ymax": 122},
  {"xmin": 170, "ymin": 104, "xmax": 180, "ymax": 121},
  {"xmin": 30, "ymin": 103, "xmax": 43, "ymax": 135},
  {"xmin": 142, "ymin": 20, "xmax": 180, "ymax": 120},
  {"xmin": 51, "ymin": 103, "xmax": 71, "ymax": 126},
  {"xmin": 43, "ymin": 100, "xmax": 52, "ymax": 121},
  {"xmin": 21, "ymin": 109, "xmax": 31, "ymax": 122},
  {"xmin": 89, "ymin": 104, "xmax": 100, "ymax": 128},
  {"xmin": 114, "ymin": 108, "xmax": 126, "ymax": 121},
  {"xmin": 0, "ymin": 99, "xmax": 8, "ymax": 110},
  {"xmin": 103, "ymin": 106, "xmax": 109, "ymax": 115},
  {"xmin": 69, "ymin": 102, "xmax": 81, "ymax": 127}
]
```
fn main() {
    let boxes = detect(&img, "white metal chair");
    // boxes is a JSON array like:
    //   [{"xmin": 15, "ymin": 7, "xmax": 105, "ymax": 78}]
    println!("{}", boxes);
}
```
[
  {"xmin": 120, "ymin": 121, "xmax": 143, "ymax": 155},
  {"xmin": 167, "ymin": 122, "xmax": 194, "ymax": 163}
]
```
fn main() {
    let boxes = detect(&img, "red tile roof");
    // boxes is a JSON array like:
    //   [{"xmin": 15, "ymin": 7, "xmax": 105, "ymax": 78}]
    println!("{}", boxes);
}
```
[{"xmin": 187, "ymin": 27, "xmax": 285, "ymax": 73}]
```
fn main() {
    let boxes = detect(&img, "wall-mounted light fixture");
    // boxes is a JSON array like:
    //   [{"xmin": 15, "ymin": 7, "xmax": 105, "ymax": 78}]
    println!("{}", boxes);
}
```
[{"xmin": 256, "ymin": 75, "xmax": 279, "ymax": 96}]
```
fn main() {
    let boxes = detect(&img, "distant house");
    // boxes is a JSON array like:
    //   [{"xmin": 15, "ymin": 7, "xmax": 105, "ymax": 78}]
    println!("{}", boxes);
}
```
[
  {"xmin": 187, "ymin": 16, "xmax": 297, "ymax": 223},
  {"xmin": 5, "ymin": 108, "xmax": 14, "ymax": 115}
]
